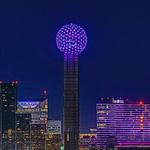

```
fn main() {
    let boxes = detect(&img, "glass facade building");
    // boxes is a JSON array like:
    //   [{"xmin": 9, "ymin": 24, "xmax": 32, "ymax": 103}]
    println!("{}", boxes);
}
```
[
  {"xmin": 0, "ymin": 81, "xmax": 18, "ymax": 150},
  {"xmin": 80, "ymin": 133, "xmax": 96, "ymax": 148},
  {"xmin": 16, "ymin": 113, "xmax": 31, "ymax": 150},
  {"xmin": 17, "ymin": 98, "xmax": 48, "ymax": 125},
  {"xmin": 46, "ymin": 120, "xmax": 62, "ymax": 150},
  {"xmin": 30, "ymin": 124, "xmax": 46, "ymax": 150},
  {"xmin": 48, "ymin": 120, "xmax": 61, "ymax": 135},
  {"xmin": 96, "ymin": 98, "xmax": 150, "ymax": 148},
  {"xmin": 17, "ymin": 97, "xmax": 48, "ymax": 150}
]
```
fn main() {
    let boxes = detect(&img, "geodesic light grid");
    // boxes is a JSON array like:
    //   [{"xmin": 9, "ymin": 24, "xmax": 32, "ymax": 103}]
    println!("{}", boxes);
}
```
[{"xmin": 56, "ymin": 23, "xmax": 87, "ymax": 54}]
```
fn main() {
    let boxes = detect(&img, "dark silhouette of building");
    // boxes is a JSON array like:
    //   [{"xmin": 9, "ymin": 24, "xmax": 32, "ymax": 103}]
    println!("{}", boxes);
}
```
[{"xmin": 0, "ymin": 81, "xmax": 18, "ymax": 150}]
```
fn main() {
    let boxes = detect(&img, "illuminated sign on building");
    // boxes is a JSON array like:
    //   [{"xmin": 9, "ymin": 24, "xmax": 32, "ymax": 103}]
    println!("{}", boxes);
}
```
[
  {"xmin": 112, "ymin": 99, "xmax": 124, "ymax": 104},
  {"xmin": 18, "ymin": 101, "xmax": 40, "ymax": 108}
]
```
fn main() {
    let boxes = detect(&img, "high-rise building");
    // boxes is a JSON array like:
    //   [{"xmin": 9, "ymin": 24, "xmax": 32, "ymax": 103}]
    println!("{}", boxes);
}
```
[
  {"xmin": 16, "ymin": 113, "xmax": 31, "ymax": 150},
  {"xmin": 80, "ymin": 129, "xmax": 97, "ymax": 149},
  {"xmin": 31, "ymin": 124, "xmax": 46, "ymax": 150},
  {"xmin": 17, "ymin": 97, "xmax": 48, "ymax": 150},
  {"xmin": 96, "ymin": 97, "xmax": 150, "ymax": 149},
  {"xmin": 48, "ymin": 120, "xmax": 61, "ymax": 135},
  {"xmin": 17, "ymin": 97, "xmax": 48, "ymax": 124},
  {"xmin": 80, "ymin": 133, "xmax": 96, "ymax": 149},
  {"xmin": 46, "ymin": 120, "xmax": 62, "ymax": 150},
  {"xmin": 0, "ymin": 81, "xmax": 18, "ymax": 150},
  {"xmin": 56, "ymin": 23, "xmax": 87, "ymax": 150}
]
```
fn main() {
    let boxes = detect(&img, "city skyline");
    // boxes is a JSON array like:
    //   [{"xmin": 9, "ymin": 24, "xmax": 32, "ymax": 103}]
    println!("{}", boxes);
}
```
[{"xmin": 1, "ymin": 0, "xmax": 150, "ymax": 133}]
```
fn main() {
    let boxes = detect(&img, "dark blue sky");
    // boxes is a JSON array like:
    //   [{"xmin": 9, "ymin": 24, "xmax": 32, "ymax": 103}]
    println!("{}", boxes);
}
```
[{"xmin": 1, "ymin": 0, "xmax": 150, "ymax": 132}]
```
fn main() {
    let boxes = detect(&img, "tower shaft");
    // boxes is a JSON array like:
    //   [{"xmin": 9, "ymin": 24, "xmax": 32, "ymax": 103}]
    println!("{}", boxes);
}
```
[{"xmin": 64, "ymin": 53, "xmax": 79, "ymax": 150}]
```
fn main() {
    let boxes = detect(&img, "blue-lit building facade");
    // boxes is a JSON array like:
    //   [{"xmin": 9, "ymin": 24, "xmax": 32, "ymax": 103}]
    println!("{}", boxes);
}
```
[
  {"xmin": 0, "ymin": 81, "xmax": 18, "ymax": 150},
  {"xmin": 16, "ymin": 97, "xmax": 48, "ymax": 150},
  {"xmin": 96, "ymin": 98, "xmax": 150, "ymax": 149}
]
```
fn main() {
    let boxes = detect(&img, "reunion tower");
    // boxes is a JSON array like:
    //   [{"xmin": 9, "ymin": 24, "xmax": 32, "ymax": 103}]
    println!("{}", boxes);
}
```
[{"xmin": 56, "ymin": 23, "xmax": 87, "ymax": 150}]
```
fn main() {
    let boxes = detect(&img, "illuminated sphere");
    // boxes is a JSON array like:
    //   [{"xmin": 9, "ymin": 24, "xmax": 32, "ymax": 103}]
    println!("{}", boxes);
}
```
[{"xmin": 56, "ymin": 23, "xmax": 87, "ymax": 54}]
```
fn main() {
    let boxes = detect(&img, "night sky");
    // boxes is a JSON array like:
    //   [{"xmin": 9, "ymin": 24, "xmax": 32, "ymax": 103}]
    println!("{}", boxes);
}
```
[{"xmin": 1, "ymin": 0, "xmax": 150, "ymax": 132}]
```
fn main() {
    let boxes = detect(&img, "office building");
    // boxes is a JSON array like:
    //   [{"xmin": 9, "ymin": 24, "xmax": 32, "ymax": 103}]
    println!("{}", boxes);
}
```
[
  {"xmin": 96, "ymin": 97, "xmax": 150, "ymax": 149},
  {"xmin": 17, "ymin": 96, "xmax": 48, "ymax": 150},
  {"xmin": 46, "ymin": 120, "xmax": 62, "ymax": 150},
  {"xmin": 48, "ymin": 120, "xmax": 61, "ymax": 135},
  {"xmin": 31, "ymin": 124, "xmax": 46, "ymax": 150},
  {"xmin": 80, "ymin": 133, "xmax": 96, "ymax": 149},
  {"xmin": 0, "ymin": 81, "xmax": 18, "ymax": 150},
  {"xmin": 16, "ymin": 113, "xmax": 31, "ymax": 150}
]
